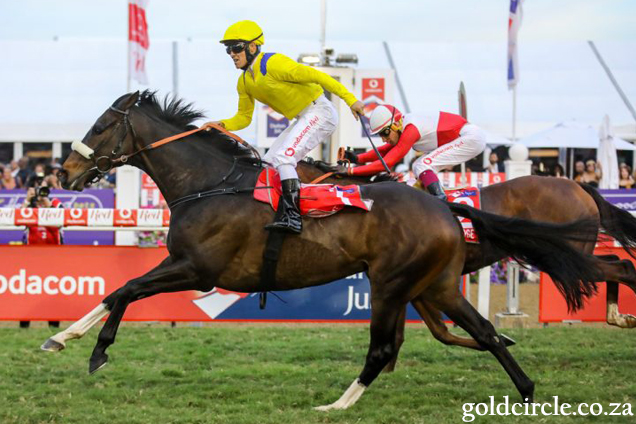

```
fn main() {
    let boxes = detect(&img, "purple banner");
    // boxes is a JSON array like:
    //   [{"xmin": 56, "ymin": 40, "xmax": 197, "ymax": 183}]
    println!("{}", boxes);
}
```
[
  {"xmin": 599, "ymin": 189, "xmax": 636, "ymax": 212},
  {"xmin": 0, "ymin": 189, "xmax": 115, "ymax": 245},
  {"xmin": 267, "ymin": 113, "xmax": 289, "ymax": 138}
]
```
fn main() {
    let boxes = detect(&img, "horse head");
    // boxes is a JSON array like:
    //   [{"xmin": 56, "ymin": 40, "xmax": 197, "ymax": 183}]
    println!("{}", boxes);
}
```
[{"xmin": 61, "ymin": 92, "xmax": 140, "ymax": 191}]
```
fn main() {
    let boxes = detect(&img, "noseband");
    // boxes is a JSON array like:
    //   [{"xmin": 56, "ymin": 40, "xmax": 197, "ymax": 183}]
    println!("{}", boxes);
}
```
[{"xmin": 71, "ymin": 106, "xmax": 138, "ymax": 186}]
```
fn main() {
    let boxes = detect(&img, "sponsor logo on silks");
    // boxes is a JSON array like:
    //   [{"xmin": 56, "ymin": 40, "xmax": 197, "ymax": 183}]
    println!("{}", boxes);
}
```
[
  {"xmin": 423, "ymin": 157, "xmax": 433, "ymax": 165},
  {"xmin": 291, "ymin": 116, "xmax": 320, "ymax": 149},
  {"xmin": 285, "ymin": 148, "xmax": 295, "ymax": 157}
]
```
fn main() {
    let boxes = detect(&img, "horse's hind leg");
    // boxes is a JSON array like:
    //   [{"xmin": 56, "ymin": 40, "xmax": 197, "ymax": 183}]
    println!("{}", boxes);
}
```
[
  {"xmin": 315, "ymin": 285, "xmax": 405, "ymax": 411},
  {"xmin": 383, "ymin": 305, "xmax": 406, "ymax": 373},
  {"xmin": 434, "ymin": 294, "xmax": 534, "ymax": 402},
  {"xmin": 411, "ymin": 296, "xmax": 485, "ymax": 351},
  {"xmin": 88, "ymin": 258, "xmax": 200, "ymax": 374},
  {"xmin": 596, "ymin": 255, "xmax": 636, "ymax": 328}
]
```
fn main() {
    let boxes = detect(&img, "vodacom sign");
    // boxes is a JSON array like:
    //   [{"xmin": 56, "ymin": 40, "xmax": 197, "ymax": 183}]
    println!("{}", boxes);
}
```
[
  {"xmin": 0, "ymin": 245, "xmax": 210, "ymax": 321},
  {"xmin": 0, "ymin": 269, "xmax": 105, "ymax": 296}
]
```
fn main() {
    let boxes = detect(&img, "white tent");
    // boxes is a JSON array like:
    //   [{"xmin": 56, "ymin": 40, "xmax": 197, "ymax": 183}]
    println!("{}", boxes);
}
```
[
  {"xmin": 483, "ymin": 130, "xmax": 513, "ymax": 146},
  {"xmin": 519, "ymin": 121, "xmax": 636, "ymax": 150}
]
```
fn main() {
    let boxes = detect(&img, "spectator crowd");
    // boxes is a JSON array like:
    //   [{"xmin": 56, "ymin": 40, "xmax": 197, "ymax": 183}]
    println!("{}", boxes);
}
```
[{"xmin": 0, "ymin": 157, "xmax": 116, "ymax": 190}]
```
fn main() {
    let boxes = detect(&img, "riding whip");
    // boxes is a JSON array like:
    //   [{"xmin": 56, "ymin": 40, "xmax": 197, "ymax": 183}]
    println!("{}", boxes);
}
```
[{"xmin": 360, "ymin": 119, "xmax": 392, "ymax": 174}]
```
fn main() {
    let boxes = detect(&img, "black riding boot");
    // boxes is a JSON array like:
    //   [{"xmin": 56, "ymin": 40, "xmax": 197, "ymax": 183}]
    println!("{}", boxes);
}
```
[
  {"xmin": 426, "ymin": 181, "xmax": 448, "ymax": 201},
  {"xmin": 265, "ymin": 179, "xmax": 302, "ymax": 234}
]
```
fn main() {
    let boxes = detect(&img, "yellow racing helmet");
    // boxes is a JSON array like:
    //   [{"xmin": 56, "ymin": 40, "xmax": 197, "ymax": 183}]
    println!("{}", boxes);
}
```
[{"xmin": 220, "ymin": 20, "xmax": 265, "ymax": 45}]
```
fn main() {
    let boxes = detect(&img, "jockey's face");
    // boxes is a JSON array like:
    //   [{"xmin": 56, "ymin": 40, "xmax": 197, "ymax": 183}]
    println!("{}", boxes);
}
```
[
  {"xmin": 229, "ymin": 42, "xmax": 257, "ymax": 69},
  {"xmin": 380, "ymin": 128, "xmax": 400, "ymax": 146}
]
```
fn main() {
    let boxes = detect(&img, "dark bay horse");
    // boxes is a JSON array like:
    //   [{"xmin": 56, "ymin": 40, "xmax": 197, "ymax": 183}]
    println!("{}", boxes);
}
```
[
  {"xmin": 297, "ymin": 161, "xmax": 636, "ymax": 367},
  {"xmin": 43, "ymin": 91, "xmax": 604, "ymax": 409}
]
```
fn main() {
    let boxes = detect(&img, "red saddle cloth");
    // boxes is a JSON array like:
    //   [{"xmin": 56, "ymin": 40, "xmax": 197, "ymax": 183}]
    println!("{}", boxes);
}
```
[
  {"xmin": 254, "ymin": 168, "xmax": 373, "ymax": 218},
  {"xmin": 446, "ymin": 187, "xmax": 481, "ymax": 243}
]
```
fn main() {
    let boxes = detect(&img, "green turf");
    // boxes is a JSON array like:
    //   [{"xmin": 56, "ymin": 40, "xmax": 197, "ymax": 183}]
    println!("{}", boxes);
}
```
[{"xmin": 0, "ymin": 326, "xmax": 634, "ymax": 423}]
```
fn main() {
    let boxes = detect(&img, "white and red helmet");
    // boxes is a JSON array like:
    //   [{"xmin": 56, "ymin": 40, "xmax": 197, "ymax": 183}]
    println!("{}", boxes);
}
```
[{"xmin": 369, "ymin": 104, "xmax": 403, "ymax": 135}]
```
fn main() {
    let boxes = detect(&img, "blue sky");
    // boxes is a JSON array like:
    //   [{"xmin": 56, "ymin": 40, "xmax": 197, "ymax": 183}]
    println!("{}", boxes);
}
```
[{"xmin": 1, "ymin": 0, "xmax": 635, "ymax": 43}]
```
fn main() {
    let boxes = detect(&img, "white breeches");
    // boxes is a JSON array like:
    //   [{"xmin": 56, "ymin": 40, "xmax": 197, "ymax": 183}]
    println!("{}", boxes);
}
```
[
  {"xmin": 412, "ymin": 124, "xmax": 487, "ymax": 177},
  {"xmin": 263, "ymin": 95, "xmax": 338, "ymax": 169}
]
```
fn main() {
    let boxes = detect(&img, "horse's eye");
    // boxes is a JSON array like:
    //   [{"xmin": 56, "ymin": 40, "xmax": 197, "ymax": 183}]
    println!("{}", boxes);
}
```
[{"xmin": 94, "ymin": 125, "xmax": 105, "ymax": 135}]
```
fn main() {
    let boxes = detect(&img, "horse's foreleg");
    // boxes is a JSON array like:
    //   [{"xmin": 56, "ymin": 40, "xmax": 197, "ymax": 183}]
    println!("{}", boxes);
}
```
[
  {"xmin": 89, "ymin": 258, "xmax": 199, "ymax": 374},
  {"xmin": 315, "ymin": 295, "xmax": 403, "ymax": 411},
  {"xmin": 41, "ymin": 303, "xmax": 110, "ymax": 352}
]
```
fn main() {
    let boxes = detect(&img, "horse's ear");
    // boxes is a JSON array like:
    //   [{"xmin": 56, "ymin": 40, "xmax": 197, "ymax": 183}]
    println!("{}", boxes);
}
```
[{"xmin": 115, "ymin": 91, "xmax": 140, "ymax": 111}]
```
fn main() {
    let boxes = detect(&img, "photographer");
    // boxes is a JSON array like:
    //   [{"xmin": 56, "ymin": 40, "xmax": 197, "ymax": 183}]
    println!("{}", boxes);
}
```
[
  {"xmin": 20, "ymin": 174, "xmax": 63, "ymax": 329},
  {"xmin": 22, "ymin": 174, "xmax": 63, "ymax": 244}
]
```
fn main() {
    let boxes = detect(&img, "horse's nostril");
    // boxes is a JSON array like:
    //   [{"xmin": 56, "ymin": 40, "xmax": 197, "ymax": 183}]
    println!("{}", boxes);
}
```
[{"xmin": 58, "ymin": 170, "xmax": 68, "ymax": 184}]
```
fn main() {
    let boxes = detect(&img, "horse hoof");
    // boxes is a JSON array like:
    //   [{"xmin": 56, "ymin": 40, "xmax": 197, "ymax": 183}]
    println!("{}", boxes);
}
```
[
  {"xmin": 41, "ymin": 338, "xmax": 65, "ymax": 352},
  {"xmin": 314, "ymin": 403, "xmax": 339, "ymax": 412},
  {"xmin": 89, "ymin": 354, "xmax": 108, "ymax": 375},
  {"xmin": 500, "ymin": 333, "xmax": 516, "ymax": 347}
]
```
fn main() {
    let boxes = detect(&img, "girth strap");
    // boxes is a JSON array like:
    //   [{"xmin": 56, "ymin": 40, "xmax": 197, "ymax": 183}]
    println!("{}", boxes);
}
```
[{"xmin": 259, "ymin": 230, "xmax": 287, "ymax": 309}]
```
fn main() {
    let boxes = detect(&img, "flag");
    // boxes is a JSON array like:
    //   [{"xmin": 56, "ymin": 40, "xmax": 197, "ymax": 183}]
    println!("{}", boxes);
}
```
[
  {"xmin": 507, "ymin": 0, "xmax": 524, "ymax": 90},
  {"xmin": 128, "ymin": 0, "xmax": 149, "ymax": 85}
]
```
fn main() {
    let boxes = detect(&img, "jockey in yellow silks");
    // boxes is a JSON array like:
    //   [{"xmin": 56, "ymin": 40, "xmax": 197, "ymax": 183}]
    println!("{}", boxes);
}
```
[{"xmin": 203, "ymin": 20, "xmax": 365, "ymax": 234}]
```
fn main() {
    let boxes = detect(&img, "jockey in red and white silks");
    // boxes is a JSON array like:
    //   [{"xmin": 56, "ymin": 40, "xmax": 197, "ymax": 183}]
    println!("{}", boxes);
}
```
[{"xmin": 347, "ymin": 105, "xmax": 486, "ymax": 201}]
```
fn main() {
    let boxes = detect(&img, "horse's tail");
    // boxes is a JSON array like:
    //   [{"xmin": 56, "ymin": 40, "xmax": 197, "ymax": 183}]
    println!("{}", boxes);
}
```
[
  {"xmin": 578, "ymin": 183, "xmax": 636, "ymax": 260},
  {"xmin": 447, "ymin": 202, "xmax": 602, "ymax": 312}
]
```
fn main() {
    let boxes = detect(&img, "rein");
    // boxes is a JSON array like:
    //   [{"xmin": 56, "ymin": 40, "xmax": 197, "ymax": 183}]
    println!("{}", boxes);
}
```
[
  {"xmin": 74, "ymin": 105, "xmax": 260, "ymax": 186},
  {"xmin": 168, "ymin": 186, "xmax": 273, "ymax": 209},
  {"xmin": 112, "ymin": 122, "xmax": 256, "ymax": 167},
  {"xmin": 309, "ymin": 172, "xmax": 334, "ymax": 184}
]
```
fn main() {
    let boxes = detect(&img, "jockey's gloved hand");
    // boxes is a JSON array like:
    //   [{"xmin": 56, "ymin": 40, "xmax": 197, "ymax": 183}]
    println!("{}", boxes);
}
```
[
  {"xmin": 372, "ymin": 172, "xmax": 400, "ymax": 182},
  {"xmin": 343, "ymin": 150, "xmax": 359, "ymax": 164},
  {"xmin": 333, "ymin": 165, "xmax": 349, "ymax": 178}
]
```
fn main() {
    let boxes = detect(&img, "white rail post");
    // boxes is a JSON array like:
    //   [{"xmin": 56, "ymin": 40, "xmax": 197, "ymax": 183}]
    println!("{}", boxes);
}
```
[
  {"xmin": 506, "ymin": 260, "xmax": 520, "ymax": 314},
  {"xmin": 477, "ymin": 266, "xmax": 490, "ymax": 319},
  {"xmin": 115, "ymin": 165, "xmax": 141, "ymax": 246}
]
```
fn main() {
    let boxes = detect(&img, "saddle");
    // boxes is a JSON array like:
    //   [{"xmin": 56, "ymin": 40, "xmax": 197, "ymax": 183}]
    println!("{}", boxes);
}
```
[
  {"xmin": 256, "ymin": 168, "xmax": 373, "ymax": 309},
  {"xmin": 254, "ymin": 168, "xmax": 373, "ymax": 217}
]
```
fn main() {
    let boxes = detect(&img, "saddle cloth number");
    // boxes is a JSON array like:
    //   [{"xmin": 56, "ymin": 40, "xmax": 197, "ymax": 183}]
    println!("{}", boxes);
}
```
[{"xmin": 447, "ymin": 188, "xmax": 480, "ymax": 243}]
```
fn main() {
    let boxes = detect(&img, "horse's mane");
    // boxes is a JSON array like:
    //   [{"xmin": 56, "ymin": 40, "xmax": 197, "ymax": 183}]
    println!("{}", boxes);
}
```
[{"xmin": 136, "ymin": 90, "xmax": 260, "ymax": 164}]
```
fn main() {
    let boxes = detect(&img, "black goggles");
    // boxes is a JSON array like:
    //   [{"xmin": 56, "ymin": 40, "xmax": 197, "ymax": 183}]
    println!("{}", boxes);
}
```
[
  {"xmin": 378, "ymin": 127, "xmax": 392, "ymax": 137},
  {"xmin": 226, "ymin": 42, "xmax": 247, "ymax": 55}
]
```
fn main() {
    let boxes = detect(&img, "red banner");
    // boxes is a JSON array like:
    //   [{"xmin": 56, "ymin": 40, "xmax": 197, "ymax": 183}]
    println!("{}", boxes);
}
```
[
  {"xmin": 0, "ymin": 246, "xmax": 209, "ymax": 321},
  {"xmin": 128, "ymin": 0, "xmax": 149, "ymax": 84},
  {"xmin": 539, "ymin": 246, "xmax": 636, "ymax": 322}
]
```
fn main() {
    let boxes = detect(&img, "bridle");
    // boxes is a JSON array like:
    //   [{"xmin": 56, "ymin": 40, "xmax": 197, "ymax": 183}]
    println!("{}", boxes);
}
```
[
  {"xmin": 70, "ymin": 104, "xmax": 261, "ymax": 189},
  {"xmin": 70, "ymin": 105, "xmax": 140, "ymax": 186}
]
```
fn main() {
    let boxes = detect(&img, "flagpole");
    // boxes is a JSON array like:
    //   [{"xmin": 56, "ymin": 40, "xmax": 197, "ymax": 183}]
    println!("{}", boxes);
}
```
[
  {"xmin": 512, "ymin": 85, "xmax": 517, "ymax": 142},
  {"xmin": 126, "ymin": 1, "xmax": 131, "ymax": 92}
]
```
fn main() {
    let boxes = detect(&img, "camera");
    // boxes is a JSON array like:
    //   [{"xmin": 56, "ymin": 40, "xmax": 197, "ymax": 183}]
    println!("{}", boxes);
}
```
[
  {"xmin": 36, "ymin": 186, "xmax": 50, "ymax": 198},
  {"xmin": 27, "ymin": 174, "xmax": 50, "ymax": 207}
]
